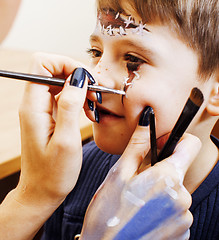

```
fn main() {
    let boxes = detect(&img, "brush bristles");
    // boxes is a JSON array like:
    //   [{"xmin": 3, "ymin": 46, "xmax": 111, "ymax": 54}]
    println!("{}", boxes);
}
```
[{"xmin": 190, "ymin": 88, "xmax": 204, "ymax": 107}]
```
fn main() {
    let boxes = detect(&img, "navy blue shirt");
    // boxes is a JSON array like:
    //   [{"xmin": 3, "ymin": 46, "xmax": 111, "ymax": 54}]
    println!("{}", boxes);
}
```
[
  {"xmin": 41, "ymin": 137, "xmax": 219, "ymax": 240},
  {"xmin": 189, "ymin": 136, "xmax": 219, "ymax": 240}
]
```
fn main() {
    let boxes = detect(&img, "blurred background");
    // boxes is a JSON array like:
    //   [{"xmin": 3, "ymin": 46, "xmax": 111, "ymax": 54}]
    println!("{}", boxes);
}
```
[{"xmin": 2, "ymin": 0, "xmax": 97, "ymax": 62}]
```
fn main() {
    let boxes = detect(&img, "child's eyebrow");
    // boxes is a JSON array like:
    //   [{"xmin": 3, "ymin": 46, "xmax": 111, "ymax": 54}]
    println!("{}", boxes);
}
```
[
  {"xmin": 89, "ymin": 35, "xmax": 102, "ymax": 44},
  {"xmin": 118, "ymin": 39, "xmax": 157, "ymax": 60}
]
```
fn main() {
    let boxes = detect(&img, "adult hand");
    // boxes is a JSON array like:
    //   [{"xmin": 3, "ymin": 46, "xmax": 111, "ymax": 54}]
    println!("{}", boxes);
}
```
[
  {"xmin": 0, "ymin": 53, "xmax": 95, "ymax": 240},
  {"xmin": 80, "ymin": 110, "xmax": 201, "ymax": 240},
  {"xmin": 17, "ymin": 53, "xmax": 92, "ymax": 205}
]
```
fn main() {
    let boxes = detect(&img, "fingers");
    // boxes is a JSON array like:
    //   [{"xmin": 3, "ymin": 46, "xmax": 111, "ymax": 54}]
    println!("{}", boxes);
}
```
[
  {"xmin": 19, "ymin": 54, "xmax": 97, "ymax": 204},
  {"xmin": 83, "ymin": 89, "xmax": 98, "ymax": 123},
  {"xmin": 30, "ymin": 52, "xmax": 81, "ymax": 78},
  {"xmin": 52, "ymin": 69, "xmax": 88, "ymax": 145},
  {"xmin": 130, "ymin": 134, "xmax": 198, "ymax": 207},
  {"xmin": 164, "ymin": 133, "xmax": 202, "ymax": 177},
  {"xmin": 20, "ymin": 52, "xmax": 77, "ymax": 148},
  {"xmin": 119, "ymin": 107, "xmax": 152, "ymax": 180},
  {"xmin": 20, "ymin": 52, "xmax": 81, "ymax": 123},
  {"xmin": 160, "ymin": 210, "xmax": 193, "ymax": 240},
  {"xmin": 168, "ymin": 212, "xmax": 192, "ymax": 240},
  {"xmin": 141, "ymin": 211, "xmax": 192, "ymax": 240},
  {"xmin": 84, "ymin": 99, "xmax": 96, "ymax": 123},
  {"xmin": 19, "ymin": 82, "xmax": 55, "ymax": 149},
  {"xmin": 20, "ymin": 54, "xmax": 89, "ymax": 150},
  {"xmin": 121, "ymin": 134, "xmax": 199, "ymax": 226}
]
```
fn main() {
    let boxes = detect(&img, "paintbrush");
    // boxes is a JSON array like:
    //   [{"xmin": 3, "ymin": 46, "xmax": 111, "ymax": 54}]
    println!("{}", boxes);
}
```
[
  {"xmin": 149, "ymin": 109, "xmax": 158, "ymax": 166},
  {"xmin": 139, "ymin": 106, "xmax": 158, "ymax": 166},
  {"xmin": 157, "ymin": 87, "xmax": 204, "ymax": 162},
  {"xmin": 0, "ymin": 69, "xmax": 125, "ymax": 95}
]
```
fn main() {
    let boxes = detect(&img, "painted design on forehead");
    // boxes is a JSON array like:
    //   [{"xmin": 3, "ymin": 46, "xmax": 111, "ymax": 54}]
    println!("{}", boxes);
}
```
[{"xmin": 98, "ymin": 9, "xmax": 150, "ymax": 36}]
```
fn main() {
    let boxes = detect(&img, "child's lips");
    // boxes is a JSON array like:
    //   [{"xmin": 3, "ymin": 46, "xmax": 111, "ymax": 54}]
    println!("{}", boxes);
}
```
[{"xmin": 97, "ymin": 105, "xmax": 124, "ymax": 118}]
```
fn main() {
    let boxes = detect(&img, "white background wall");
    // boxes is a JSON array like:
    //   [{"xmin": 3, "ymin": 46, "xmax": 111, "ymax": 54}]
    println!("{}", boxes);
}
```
[{"xmin": 2, "ymin": 0, "xmax": 97, "ymax": 62}]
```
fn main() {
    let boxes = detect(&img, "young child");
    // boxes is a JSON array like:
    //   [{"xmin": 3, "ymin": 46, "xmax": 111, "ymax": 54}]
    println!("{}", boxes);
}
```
[
  {"xmin": 16, "ymin": 0, "xmax": 218, "ymax": 239},
  {"xmin": 29, "ymin": 0, "xmax": 217, "ymax": 239}
]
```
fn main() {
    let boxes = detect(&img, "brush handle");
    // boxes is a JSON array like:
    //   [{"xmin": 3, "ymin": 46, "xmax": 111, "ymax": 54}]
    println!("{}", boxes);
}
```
[
  {"xmin": 0, "ymin": 70, "xmax": 126, "ymax": 95},
  {"xmin": 149, "ymin": 110, "xmax": 158, "ymax": 166},
  {"xmin": 0, "ymin": 70, "xmax": 65, "ymax": 86},
  {"xmin": 157, "ymin": 98, "xmax": 200, "ymax": 162}
]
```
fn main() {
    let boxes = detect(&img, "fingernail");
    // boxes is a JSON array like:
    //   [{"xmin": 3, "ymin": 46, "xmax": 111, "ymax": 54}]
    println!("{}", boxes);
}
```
[
  {"xmin": 96, "ymin": 91, "xmax": 102, "ymax": 104},
  {"xmin": 88, "ymin": 99, "xmax": 94, "ymax": 111},
  {"xmin": 139, "ymin": 106, "xmax": 152, "ymax": 126},
  {"xmin": 84, "ymin": 69, "xmax": 96, "ymax": 85},
  {"xmin": 83, "ymin": 69, "xmax": 102, "ymax": 104},
  {"xmin": 70, "ymin": 68, "xmax": 86, "ymax": 88},
  {"xmin": 95, "ymin": 108, "xmax": 100, "ymax": 123}
]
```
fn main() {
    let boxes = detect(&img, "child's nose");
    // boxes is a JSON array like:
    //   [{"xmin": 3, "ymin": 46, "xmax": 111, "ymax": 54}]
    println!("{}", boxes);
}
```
[{"xmin": 93, "ymin": 60, "xmax": 122, "ymax": 90}]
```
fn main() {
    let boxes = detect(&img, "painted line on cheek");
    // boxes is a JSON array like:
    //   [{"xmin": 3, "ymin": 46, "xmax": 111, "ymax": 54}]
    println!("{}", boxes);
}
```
[{"xmin": 113, "ymin": 194, "xmax": 177, "ymax": 240}]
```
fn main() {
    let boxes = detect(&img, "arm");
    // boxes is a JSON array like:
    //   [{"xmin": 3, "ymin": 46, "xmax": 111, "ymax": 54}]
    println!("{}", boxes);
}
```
[{"xmin": 0, "ymin": 53, "xmax": 94, "ymax": 240}]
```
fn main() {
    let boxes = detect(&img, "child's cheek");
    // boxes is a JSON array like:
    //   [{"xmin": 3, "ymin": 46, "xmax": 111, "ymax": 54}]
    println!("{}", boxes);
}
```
[
  {"xmin": 123, "ymin": 79, "xmax": 156, "ymax": 124},
  {"xmin": 123, "ymin": 79, "xmax": 173, "ymax": 140}
]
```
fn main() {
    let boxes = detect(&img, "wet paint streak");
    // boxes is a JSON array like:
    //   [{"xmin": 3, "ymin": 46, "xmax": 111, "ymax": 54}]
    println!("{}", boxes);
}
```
[
  {"xmin": 121, "ymin": 63, "xmax": 140, "ymax": 104},
  {"xmin": 113, "ymin": 194, "xmax": 177, "ymax": 240}
]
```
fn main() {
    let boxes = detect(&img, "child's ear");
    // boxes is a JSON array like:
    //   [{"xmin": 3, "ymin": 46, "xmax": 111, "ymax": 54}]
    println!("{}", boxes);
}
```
[{"xmin": 206, "ymin": 80, "xmax": 219, "ymax": 116}]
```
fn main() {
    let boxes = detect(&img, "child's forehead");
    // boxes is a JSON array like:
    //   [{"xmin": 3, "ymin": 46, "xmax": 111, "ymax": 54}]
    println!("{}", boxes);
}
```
[
  {"xmin": 97, "ymin": 9, "xmax": 150, "ymax": 36},
  {"xmin": 98, "ymin": 9, "xmax": 137, "ymax": 29}
]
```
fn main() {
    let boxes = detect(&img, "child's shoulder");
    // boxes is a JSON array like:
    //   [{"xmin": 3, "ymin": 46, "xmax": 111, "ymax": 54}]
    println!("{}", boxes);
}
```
[
  {"xmin": 192, "ymin": 158, "xmax": 219, "ymax": 205},
  {"xmin": 190, "ymin": 137, "xmax": 219, "ymax": 239},
  {"xmin": 192, "ymin": 136, "xmax": 219, "ymax": 205}
]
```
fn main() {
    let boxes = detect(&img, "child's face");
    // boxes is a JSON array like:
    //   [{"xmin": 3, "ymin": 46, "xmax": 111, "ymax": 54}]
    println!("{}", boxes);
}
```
[{"xmin": 89, "ymin": 9, "xmax": 205, "ymax": 155}]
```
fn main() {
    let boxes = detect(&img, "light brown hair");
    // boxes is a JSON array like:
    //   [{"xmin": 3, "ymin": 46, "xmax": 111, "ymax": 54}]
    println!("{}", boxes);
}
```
[{"xmin": 96, "ymin": 0, "xmax": 219, "ymax": 79}]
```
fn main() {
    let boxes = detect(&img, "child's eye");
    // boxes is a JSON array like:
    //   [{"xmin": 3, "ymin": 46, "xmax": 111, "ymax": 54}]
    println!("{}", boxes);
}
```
[
  {"xmin": 87, "ymin": 48, "xmax": 102, "ymax": 58},
  {"xmin": 124, "ymin": 54, "xmax": 146, "ymax": 72},
  {"xmin": 124, "ymin": 54, "xmax": 146, "ymax": 64}
]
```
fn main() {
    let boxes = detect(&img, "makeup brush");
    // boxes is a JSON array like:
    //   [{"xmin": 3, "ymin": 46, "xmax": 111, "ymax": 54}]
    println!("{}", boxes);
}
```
[
  {"xmin": 139, "ymin": 106, "xmax": 158, "ymax": 166},
  {"xmin": 157, "ymin": 87, "xmax": 204, "ymax": 162},
  {"xmin": 0, "ymin": 70, "xmax": 125, "ymax": 95},
  {"xmin": 149, "ymin": 109, "xmax": 158, "ymax": 166}
]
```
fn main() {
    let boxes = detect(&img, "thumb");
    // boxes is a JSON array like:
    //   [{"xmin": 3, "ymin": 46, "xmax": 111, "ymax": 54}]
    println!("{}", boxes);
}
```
[{"xmin": 119, "ymin": 106, "xmax": 152, "ymax": 179}]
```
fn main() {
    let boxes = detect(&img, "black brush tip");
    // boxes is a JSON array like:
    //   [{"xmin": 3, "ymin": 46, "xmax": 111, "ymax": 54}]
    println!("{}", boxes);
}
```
[{"xmin": 190, "ymin": 88, "xmax": 204, "ymax": 107}]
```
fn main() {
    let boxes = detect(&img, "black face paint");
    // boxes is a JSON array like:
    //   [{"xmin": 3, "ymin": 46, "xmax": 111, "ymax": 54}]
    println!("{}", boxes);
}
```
[{"xmin": 121, "ymin": 63, "xmax": 141, "ymax": 104}]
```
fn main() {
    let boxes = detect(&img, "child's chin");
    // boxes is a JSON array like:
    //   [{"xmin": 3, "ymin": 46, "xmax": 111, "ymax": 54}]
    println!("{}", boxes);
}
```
[{"xmin": 94, "ymin": 137, "xmax": 126, "ymax": 155}]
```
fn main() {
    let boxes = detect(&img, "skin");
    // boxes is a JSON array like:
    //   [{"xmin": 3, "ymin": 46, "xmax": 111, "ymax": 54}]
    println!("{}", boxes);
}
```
[
  {"xmin": 0, "ymin": 1, "xmax": 218, "ymax": 239},
  {"xmin": 80, "ymin": 130, "xmax": 201, "ymax": 239},
  {"xmin": 0, "ymin": 0, "xmax": 21, "ymax": 42},
  {"xmin": 89, "ymin": 22, "xmax": 201, "ymax": 153},
  {"xmin": 80, "ymin": 10, "xmax": 218, "ymax": 236},
  {"xmin": 87, "ymin": 6, "xmax": 219, "ymax": 194},
  {"xmin": 0, "ymin": 54, "xmax": 89, "ymax": 239}
]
